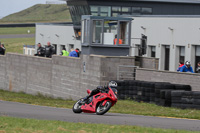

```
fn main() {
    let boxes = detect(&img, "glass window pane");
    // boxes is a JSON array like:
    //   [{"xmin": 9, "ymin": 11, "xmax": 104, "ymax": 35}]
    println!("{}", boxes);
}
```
[
  {"xmin": 122, "ymin": 7, "xmax": 131, "ymax": 12},
  {"xmin": 112, "ymin": 6, "xmax": 121, "ymax": 12},
  {"xmin": 91, "ymin": 12, "xmax": 98, "ymax": 16},
  {"xmin": 180, "ymin": 46, "xmax": 185, "ymax": 56},
  {"xmin": 81, "ymin": 20, "xmax": 85, "ymax": 43},
  {"xmin": 196, "ymin": 46, "xmax": 200, "ymax": 56},
  {"xmin": 92, "ymin": 20, "xmax": 103, "ymax": 44},
  {"xmin": 100, "ymin": 13, "xmax": 108, "ymax": 16},
  {"xmin": 132, "ymin": 7, "xmax": 141, "ymax": 15},
  {"xmin": 112, "ymin": 13, "xmax": 120, "ymax": 17},
  {"xmin": 142, "ymin": 7, "xmax": 152, "ymax": 14},
  {"xmin": 103, "ymin": 20, "xmax": 118, "ymax": 45},
  {"xmin": 100, "ymin": 6, "xmax": 108, "ymax": 12},
  {"xmin": 119, "ymin": 21, "xmax": 129, "ymax": 45},
  {"xmin": 151, "ymin": 46, "xmax": 156, "ymax": 57},
  {"xmin": 91, "ymin": 6, "xmax": 98, "ymax": 12}
]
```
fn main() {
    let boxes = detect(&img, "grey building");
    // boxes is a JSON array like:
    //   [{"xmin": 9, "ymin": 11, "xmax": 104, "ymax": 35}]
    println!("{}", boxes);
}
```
[{"xmin": 35, "ymin": 0, "xmax": 200, "ymax": 71}]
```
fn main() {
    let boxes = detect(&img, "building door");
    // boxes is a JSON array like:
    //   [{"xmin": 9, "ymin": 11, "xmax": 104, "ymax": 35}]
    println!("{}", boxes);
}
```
[
  {"xmin": 164, "ymin": 45, "xmax": 170, "ymax": 70},
  {"xmin": 195, "ymin": 46, "xmax": 200, "ymax": 72},
  {"xmin": 52, "ymin": 44, "xmax": 57, "ymax": 55}
]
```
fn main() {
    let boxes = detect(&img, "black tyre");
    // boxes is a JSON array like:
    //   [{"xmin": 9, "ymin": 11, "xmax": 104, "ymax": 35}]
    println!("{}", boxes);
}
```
[
  {"xmin": 72, "ymin": 99, "xmax": 83, "ymax": 113},
  {"xmin": 96, "ymin": 100, "xmax": 112, "ymax": 115}
]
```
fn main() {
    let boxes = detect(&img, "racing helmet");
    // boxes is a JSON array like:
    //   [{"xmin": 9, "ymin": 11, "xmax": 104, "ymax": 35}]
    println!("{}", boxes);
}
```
[{"xmin": 108, "ymin": 81, "xmax": 118, "ymax": 88}]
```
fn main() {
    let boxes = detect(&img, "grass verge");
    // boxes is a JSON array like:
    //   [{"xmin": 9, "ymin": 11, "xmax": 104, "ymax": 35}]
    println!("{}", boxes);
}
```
[
  {"xmin": 0, "ymin": 27, "xmax": 35, "ymax": 35},
  {"xmin": 0, "ymin": 38, "xmax": 35, "ymax": 54},
  {"xmin": 0, "ymin": 116, "xmax": 199, "ymax": 133},
  {"xmin": 1, "ymin": 89, "xmax": 200, "ymax": 120}
]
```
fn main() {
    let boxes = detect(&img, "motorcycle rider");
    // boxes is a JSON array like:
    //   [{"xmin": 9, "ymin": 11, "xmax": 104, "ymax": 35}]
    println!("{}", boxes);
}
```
[{"xmin": 81, "ymin": 81, "xmax": 117, "ymax": 104}]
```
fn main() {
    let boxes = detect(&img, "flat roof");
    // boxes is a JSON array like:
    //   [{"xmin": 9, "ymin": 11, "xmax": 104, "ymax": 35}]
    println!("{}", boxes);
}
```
[{"xmin": 65, "ymin": 0, "xmax": 200, "ymax": 4}]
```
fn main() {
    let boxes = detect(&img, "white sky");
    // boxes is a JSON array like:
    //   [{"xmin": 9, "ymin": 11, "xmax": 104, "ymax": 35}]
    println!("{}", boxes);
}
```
[{"xmin": 0, "ymin": 0, "xmax": 66, "ymax": 18}]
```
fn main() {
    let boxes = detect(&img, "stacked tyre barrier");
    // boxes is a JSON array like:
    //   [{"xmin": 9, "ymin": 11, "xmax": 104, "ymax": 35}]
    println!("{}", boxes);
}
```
[{"xmin": 115, "ymin": 80, "xmax": 200, "ymax": 110}]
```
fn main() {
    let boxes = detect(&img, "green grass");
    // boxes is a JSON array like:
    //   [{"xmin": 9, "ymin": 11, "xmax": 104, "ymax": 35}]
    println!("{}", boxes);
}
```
[
  {"xmin": 0, "ymin": 4, "xmax": 72, "ymax": 23},
  {"xmin": 0, "ymin": 116, "xmax": 199, "ymax": 133},
  {"xmin": 1, "ymin": 89, "xmax": 200, "ymax": 120},
  {"xmin": 0, "ymin": 38, "xmax": 35, "ymax": 54},
  {"xmin": 0, "ymin": 27, "xmax": 35, "ymax": 35}
]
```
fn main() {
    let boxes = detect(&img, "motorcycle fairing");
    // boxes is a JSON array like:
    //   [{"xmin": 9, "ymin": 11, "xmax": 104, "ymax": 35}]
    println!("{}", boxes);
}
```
[{"xmin": 81, "ymin": 92, "xmax": 108, "ymax": 113}]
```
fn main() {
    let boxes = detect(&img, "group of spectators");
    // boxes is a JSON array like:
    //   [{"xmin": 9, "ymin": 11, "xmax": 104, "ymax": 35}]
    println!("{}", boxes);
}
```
[
  {"xmin": 0, "ymin": 42, "xmax": 6, "ymax": 55},
  {"xmin": 177, "ymin": 61, "xmax": 200, "ymax": 73},
  {"xmin": 34, "ymin": 42, "xmax": 80, "ymax": 58}
]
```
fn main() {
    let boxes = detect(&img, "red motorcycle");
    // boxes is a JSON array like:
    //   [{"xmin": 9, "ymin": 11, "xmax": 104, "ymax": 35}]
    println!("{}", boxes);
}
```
[{"xmin": 72, "ymin": 81, "xmax": 118, "ymax": 115}]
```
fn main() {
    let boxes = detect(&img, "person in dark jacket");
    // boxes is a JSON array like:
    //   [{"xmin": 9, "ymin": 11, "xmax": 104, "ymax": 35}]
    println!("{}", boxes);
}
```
[
  {"xmin": 0, "ymin": 44, "xmax": 6, "ymax": 55},
  {"xmin": 45, "ymin": 42, "xmax": 54, "ymax": 58},
  {"xmin": 34, "ymin": 43, "xmax": 45, "ymax": 57},
  {"xmin": 69, "ymin": 48, "xmax": 78, "ymax": 57}
]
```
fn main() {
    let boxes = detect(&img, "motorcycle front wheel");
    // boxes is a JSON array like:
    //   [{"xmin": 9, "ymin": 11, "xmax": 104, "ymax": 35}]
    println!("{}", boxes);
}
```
[
  {"xmin": 72, "ymin": 99, "xmax": 83, "ymax": 113},
  {"xmin": 96, "ymin": 100, "xmax": 112, "ymax": 115}
]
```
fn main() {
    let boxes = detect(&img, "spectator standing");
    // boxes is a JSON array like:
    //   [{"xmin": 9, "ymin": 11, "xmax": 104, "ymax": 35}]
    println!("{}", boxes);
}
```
[
  {"xmin": 0, "ymin": 44, "xmax": 6, "ymax": 55},
  {"xmin": 114, "ymin": 35, "xmax": 122, "ymax": 45},
  {"xmin": 69, "ymin": 48, "xmax": 78, "ymax": 57},
  {"xmin": 196, "ymin": 62, "xmax": 200, "ymax": 73},
  {"xmin": 180, "ymin": 61, "xmax": 194, "ymax": 73},
  {"xmin": 61, "ymin": 47, "xmax": 69, "ymax": 56},
  {"xmin": 177, "ymin": 61, "xmax": 184, "ymax": 72},
  {"xmin": 34, "ymin": 43, "xmax": 45, "ymax": 57},
  {"xmin": 45, "ymin": 42, "xmax": 54, "ymax": 58},
  {"xmin": 75, "ymin": 48, "xmax": 80, "ymax": 57}
]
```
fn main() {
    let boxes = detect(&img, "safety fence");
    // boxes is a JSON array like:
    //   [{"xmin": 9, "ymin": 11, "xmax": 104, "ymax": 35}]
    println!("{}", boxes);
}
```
[{"xmin": 115, "ymin": 80, "xmax": 200, "ymax": 110}]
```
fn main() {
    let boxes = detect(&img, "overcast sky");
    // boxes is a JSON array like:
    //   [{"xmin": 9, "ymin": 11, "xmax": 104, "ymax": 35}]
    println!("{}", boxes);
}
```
[{"xmin": 0, "ymin": 0, "xmax": 65, "ymax": 18}]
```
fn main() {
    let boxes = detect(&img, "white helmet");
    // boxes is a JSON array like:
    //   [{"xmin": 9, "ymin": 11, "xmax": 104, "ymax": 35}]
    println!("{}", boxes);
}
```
[
  {"xmin": 185, "ymin": 61, "xmax": 191, "ymax": 66},
  {"xmin": 109, "ymin": 81, "xmax": 117, "ymax": 88}
]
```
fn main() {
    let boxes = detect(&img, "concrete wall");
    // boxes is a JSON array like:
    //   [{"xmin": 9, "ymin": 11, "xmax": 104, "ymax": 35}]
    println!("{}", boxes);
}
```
[
  {"xmin": 136, "ymin": 68, "xmax": 200, "ymax": 91},
  {"xmin": 1, "ymin": 53, "xmax": 142, "ymax": 100}
]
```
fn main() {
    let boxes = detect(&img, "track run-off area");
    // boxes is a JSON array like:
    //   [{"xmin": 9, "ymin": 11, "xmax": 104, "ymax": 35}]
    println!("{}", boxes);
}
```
[{"xmin": 0, "ymin": 100, "xmax": 200, "ymax": 131}]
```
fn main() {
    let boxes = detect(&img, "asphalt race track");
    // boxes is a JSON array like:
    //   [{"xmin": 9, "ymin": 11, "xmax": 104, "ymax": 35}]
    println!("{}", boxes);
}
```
[{"xmin": 0, "ymin": 100, "xmax": 200, "ymax": 131}]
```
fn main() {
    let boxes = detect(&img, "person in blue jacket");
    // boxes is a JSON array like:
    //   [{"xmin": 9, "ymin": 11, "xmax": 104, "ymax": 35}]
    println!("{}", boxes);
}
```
[
  {"xmin": 180, "ymin": 61, "xmax": 194, "ymax": 73},
  {"xmin": 69, "ymin": 48, "xmax": 78, "ymax": 57}
]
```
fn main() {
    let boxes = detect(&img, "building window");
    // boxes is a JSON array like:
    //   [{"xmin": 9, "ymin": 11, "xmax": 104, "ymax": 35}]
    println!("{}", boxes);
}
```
[
  {"xmin": 164, "ymin": 45, "xmax": 170, "ymax": 71},
  {"xmin": 103, "ymin": 20, "xmax": 118, "ymax": 45},
  {"xmin": 132, "ymin": 7, "xmax": 141, "ymax": 15},
  {"xmin": 119, "ymin": 21, "xmax": 129, "ymax": 45},
  {"xmin": 82, "ymin": 20, "xmax": 90, "ymax": 44},
  {"xmin": 112, "ymin": 6, "xmax": 121, "ymax": 12},
  {"xmin": 142, "ymin": 7, "xmax": 152, "ymax": 14},
  {"xmin": 92, "ymin": 20, "xmax": 103, "ymax": 44},
  {"xmin": 195, "ymin": 46, "xmax": 200, "ymax": 72},
  {"xmin": 90, "ymin": 6, "xmax": 111, "ymax": 17},
  {"xmin": 179, "ymin": 46, "xmax": 185, "ymax": 63},
  {"xmin": 151, "ymin": 46, "xmax": 156, "ymax": 57}
]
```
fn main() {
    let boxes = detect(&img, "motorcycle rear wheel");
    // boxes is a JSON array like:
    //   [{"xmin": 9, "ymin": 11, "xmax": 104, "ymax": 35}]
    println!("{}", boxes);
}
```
[
  {"xmin": 72, "ymin": 99, "xmax": 83, "ymax": 113},
  {"xmin": 96, "ymin": 100, "xmax": 112, "ymax": 115}
]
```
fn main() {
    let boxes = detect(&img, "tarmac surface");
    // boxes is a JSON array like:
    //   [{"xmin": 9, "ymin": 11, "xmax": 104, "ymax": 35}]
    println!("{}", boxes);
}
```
[
  {"xmin": 0, "ymin": 100, "xmax": 200, "ymax": 131},
  {"xmin": 0, "ymin": 34, "xmax": 35, "ymax": 39}
]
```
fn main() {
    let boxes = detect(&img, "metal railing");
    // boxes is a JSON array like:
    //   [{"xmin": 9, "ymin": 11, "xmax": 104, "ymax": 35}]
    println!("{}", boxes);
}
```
[{"xmin": 117, "ymin": 65, "xmax": 138, "ymax": 80}]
